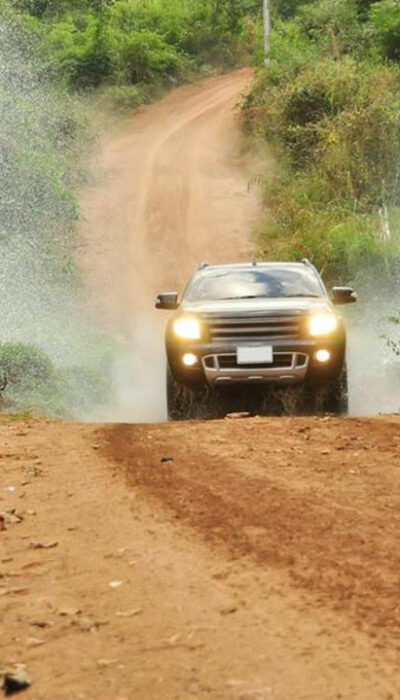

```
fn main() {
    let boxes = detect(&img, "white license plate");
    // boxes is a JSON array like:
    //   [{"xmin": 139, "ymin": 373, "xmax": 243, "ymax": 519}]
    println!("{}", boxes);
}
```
[{"xmin": 237, "ymin": 346, "xmax": 273, "ymax": 365}]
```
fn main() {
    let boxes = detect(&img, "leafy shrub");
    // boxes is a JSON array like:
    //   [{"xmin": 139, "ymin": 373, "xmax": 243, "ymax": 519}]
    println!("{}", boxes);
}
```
[
  {"xmin": 16, "ymin": 0, "xmax": 261, "ymax": 90},
  {"xmin": 296, "ymin": 0, "xmax": 367, "ymax": 56},
  {"xmin": 369, "ymin": 0, "xmax": 400, "ymax": 62},
  {"xmin": 44, "ymin": 14, "xmax": 114, "ymax": 86},
  {"xmin": 99, "ymin": 84, "xmax": 147, "ymax": 111},
  {"xmin": 117, "ymin": 29, "xmax": 189, "ymax": 85},
  {"xmin": 242, "ymin": 17, "xmax": 400, "ymax": 284},
  {"xmin": 255, "ymin": 171, "xmax": 400, "ymax": 282},
  {"xmin": 0, "ymin": 342, "xmax": 54, "ymax": 391}
]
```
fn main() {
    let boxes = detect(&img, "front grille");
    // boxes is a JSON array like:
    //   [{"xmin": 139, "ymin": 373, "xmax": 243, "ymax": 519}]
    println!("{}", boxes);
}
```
[
  {"xmin": 204, "ymin": 352, "xmax": 308, "ymax": 371},
  {"xmin": 204, "ymin": 315, "xmax": 301, "ymax": 342},
  {"xmin": 214, "ymin": 352, "xmax": 307, "ymax": 370},
  {"xmin": 218, "ymin": 353, "xmax": 294, "ymax": 369}
]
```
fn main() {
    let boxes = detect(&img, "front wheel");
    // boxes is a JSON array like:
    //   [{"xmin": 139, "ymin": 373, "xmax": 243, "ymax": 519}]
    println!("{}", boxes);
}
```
[
  {"xmin": 166, "ymin": 366, "xmax": 211, "ymax": 420},
  {"xmin": 307, "ymin": 367, "xmax": 348, "ymax": 415}
]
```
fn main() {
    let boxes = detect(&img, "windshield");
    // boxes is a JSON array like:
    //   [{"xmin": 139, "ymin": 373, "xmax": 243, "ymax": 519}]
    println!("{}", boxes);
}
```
[{"xmin": 185, "ymin": 268, "xmax": 323, "ymax": 301}]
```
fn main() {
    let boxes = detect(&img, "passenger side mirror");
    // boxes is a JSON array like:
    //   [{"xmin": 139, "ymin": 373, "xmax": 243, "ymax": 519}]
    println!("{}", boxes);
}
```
[
  {"xmin": 331, "ymin": 286, "xmax": 357, "ymax": 305},
  {"xmin": 155, "ymin": 292, "xmax": 179, "ymax": 310}
]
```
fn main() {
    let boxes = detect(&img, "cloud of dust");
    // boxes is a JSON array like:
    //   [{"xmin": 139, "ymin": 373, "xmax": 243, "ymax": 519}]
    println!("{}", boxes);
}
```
[
  {"xmin": 0, "ymin": 14, "xmax": 119, "ymax": 420},
  {"xmin": 106, "ymin": 314, "xmax": 167, "ymax": 423},
  {"xmin": 347, "ymin": 287, "xmax": 400, "ymax": 415}
]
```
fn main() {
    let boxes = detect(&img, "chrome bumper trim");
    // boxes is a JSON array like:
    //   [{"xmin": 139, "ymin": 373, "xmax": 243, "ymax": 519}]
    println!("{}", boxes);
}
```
[{"xmin": 202, "ymin": 352, "xmax": 309, "ymax": 386}]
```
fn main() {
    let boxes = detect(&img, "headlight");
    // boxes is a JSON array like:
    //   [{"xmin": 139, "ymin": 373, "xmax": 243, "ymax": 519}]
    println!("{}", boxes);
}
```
[
  {"xmin": 173, "ymin": 316, "xmax": 201, "ymax": 340},
  {"xmin": 309, "ymin": 313, "xmax": 338, "ymax": 336}
]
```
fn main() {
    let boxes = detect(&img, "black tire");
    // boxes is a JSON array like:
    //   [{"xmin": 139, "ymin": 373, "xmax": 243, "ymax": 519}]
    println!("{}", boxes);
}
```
[
  {"xmin": 307, "ymin": 367, "xmax": 348, "ymax": 415},
  {"xmin": 167, "ymin": 365, "xmax": 189, "ymax": 421},
  {"xmin": 166, "ymin": 366, "xmax": 211, "ymax": 421}
]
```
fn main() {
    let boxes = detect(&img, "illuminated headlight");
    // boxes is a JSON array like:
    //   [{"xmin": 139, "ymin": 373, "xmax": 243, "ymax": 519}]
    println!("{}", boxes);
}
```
[
  {"xmin": 315, "ymin": 349, "xmax": 331, "ymax": 363},
  {"xmin": 173, "ymin": 316, "xmax": 201, "ymax": 340},
  {"xmin": 182, "ymin": 353, "xmax": 198, "ymax": 367},
  {"xmin": 309, "ymin": 314, "xmax": 338, "ymax": 337}
]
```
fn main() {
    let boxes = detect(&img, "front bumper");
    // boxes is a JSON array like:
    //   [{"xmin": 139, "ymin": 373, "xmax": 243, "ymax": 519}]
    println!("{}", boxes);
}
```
[
  {"xmin": 167, "ymin": 339, "xmax": 345, "ymax": 388},
  {"xmin": 201, "ymin": 350, "xmax": 309, "ymax": 385}
]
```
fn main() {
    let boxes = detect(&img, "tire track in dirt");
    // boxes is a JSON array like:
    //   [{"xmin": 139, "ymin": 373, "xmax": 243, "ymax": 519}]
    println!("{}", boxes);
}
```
[
  {"xmin": 2, "ymin": 415, "xmax": 400, "ymax": 699},
  {"xmin": 105, "ymin": 416, "xmax": 400, "ymax": 647}
]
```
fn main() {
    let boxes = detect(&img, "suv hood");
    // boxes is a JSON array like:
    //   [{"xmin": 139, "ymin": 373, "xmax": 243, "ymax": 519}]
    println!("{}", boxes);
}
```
[{"xmin": 181, "ymin": 296, "xmax": 331, "ymax": 315}]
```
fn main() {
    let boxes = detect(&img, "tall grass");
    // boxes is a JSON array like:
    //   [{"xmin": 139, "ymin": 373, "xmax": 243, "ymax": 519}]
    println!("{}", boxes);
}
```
[{"xmin": 242, "ymin": 2, "xmax": 400, "ymax": 286}]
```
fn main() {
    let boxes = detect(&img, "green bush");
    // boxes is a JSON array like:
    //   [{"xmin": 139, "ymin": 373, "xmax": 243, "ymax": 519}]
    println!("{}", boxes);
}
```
[
  {"xmin": 242, "ymin": 13, "xmax": 400, "ymax": 285},
  {"xmin": 15, "ymin": 0, "xmax": 261, "ymax": 90},
  {"xmin": 0, "ymin": 342, "xmax": 55, "ymax": 392},
  {"xmin": 0, "ymin": 343, "xmax": 62, "ymax": 415},
  {"xmin": 255, "ymin": 171, "xmax": 400, "ymax": 282},
  {"xmin": 369, "ymin": 0, "xmax": 400, "ymax": 62},
  {"xmin": 44, "ymin": 14, "xmax": 114, "ymax": 86},
  {"xmin": 117, "ymin": 29, "xmax": 189, "ymax": 85},
  {"xmin": 99, "ymin": 84, "xmax": 147, "ymax": 111},
  {"xmin": 296, "ymin": 0, "xmax": 367, "ymax": 56}
]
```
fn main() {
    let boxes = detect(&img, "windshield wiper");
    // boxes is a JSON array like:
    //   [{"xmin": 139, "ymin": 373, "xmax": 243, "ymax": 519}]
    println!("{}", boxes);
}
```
[
  {"xmin": 216, "ymin": 294, "xmax": 320, "ymax": 300},
  {"xmin": 218, "ymin": 295, "xmax": 272, "ymax": 300}
]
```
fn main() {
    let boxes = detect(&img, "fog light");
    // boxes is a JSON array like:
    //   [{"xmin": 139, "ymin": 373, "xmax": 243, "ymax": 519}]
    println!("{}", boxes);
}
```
[
  {"xmin": 315, "ymin": 349, "xmax": 331, "ymax": 363},
  {"xmin": 182, "ymin": 353, "xmax": 198, "ymax": 367}
]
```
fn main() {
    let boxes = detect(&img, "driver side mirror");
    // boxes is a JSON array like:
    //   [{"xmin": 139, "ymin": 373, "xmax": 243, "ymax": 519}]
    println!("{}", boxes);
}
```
[
  {"xmin": 331, "ymin": 286, "xmax": 357, "ymax": 305},
  {"xmin": 155, "ymin": 292, "xmax": 179, "ymax": 310}
]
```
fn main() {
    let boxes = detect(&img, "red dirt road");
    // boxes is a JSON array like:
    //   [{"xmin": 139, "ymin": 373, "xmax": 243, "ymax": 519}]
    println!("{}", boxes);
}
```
[
  {"xmin": 80, "ymin": 69, "xmax": 258, "ymax": 333},
  {"xmin": 2, "ymin": 416, "xmax": 400, "ymax": 699},
  {"xmin": 2, "ymin": 73, "xmax": 400, "ymax": 700}
]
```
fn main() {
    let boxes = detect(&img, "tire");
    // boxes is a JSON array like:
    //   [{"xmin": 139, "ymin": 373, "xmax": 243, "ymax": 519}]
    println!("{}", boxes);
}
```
[
  {"xmin": 307, "ymin": 366, "xmax": 348, "ymax": 415},
  {"xmin": 167, "ymin": 366, "xmax": 189, "ymax": 421},
  {"xmin": 166, "ymin": 366, "xmax": 210, "ymax": 421}
]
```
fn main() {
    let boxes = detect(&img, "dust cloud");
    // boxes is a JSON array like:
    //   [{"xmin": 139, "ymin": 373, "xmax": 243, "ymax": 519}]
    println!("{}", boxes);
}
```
[
  {"xmin": 347, "ymin": 292, "xmax": 400, "ymax": 415},
  {"xmin": 107, "ymin": 315, "xmax": 167, "ymax": 423},
  {"xmin": 0, "ymin": 14, "xmax": 116, "ymax": 420}
]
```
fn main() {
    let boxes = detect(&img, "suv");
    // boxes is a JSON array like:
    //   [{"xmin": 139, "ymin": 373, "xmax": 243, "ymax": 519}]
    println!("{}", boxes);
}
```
[{"xmin": 156, "ymin": 261, "xmax": 356, "ymax": 419}]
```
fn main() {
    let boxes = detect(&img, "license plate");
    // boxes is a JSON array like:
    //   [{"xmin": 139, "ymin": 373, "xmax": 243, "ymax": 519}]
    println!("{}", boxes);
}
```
[{"xmin": 237, "ymin": 346, "xmax": 273, "ymax": 365}]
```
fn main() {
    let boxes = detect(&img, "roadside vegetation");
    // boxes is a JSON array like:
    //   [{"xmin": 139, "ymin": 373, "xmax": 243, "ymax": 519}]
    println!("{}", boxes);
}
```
[
  {"xmin": 0, "ymin": 4, "xmax": 112, "ymax": 417},
  {"xmin": 0, "ymin": 0, "xmax": 260, "ymax": 415},
  {"xmin": 242, "ymin": 0, "xmax": 400, "ymax": 286},
  {"xmin": 11, "ymin": 0, "xmax": 261, "ymax": 109}
]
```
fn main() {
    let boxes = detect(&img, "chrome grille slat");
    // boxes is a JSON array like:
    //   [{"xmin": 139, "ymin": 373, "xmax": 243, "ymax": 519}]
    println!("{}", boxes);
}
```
[{"xmin": 204, "ymin": 314, "xmax": 302, "ymax": 342}]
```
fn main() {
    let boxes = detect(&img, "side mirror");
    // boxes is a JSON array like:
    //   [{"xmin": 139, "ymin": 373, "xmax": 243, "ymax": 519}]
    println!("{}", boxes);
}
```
[
  {"xmin": 155, "ymin": 292, "xmax": 179, "ymax": 310},
  {"xmin": 331, "ymin": 286, "xmax": 357, "ymax": 305}
]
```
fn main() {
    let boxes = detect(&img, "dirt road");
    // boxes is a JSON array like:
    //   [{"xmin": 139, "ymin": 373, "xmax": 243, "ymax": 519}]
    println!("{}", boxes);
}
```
[
  {"xmin": 80, "ymin": 69, "xmax": 257, "ymax": 332},
  {"xmin": 79, "ymin": 69, "xmax": 259, "ymax": 422},
  {"xmin": 2, "ymin": 73, "xmax": 400, "ymax": 699},
  {"xmin": 2, "ymin": 416, "xmax": 400, "ymax": 699}
]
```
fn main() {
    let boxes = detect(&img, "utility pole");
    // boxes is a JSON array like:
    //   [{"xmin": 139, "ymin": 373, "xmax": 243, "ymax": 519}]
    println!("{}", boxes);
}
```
[{"xmin": 263, "ymin": 0, "xmax": 271, "ymax": 66}]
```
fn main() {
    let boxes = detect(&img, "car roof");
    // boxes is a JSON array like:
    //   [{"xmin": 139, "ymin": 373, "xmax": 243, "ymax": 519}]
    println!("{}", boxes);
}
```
[{"xmin": 195, "ymin": 262, "xmax": 317, "ymax": 274}]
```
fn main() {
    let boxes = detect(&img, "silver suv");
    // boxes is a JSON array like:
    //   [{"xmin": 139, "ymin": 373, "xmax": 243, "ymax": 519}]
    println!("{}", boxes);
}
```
[{"xmin": 156, "ymin": 260, "xmax": 356, "ymax": 419}]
